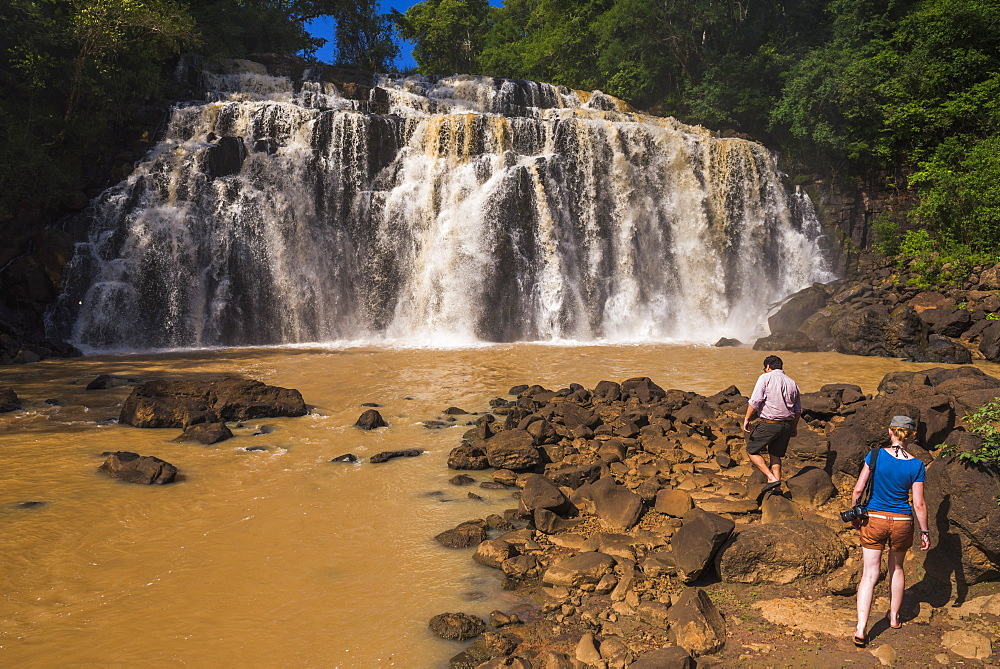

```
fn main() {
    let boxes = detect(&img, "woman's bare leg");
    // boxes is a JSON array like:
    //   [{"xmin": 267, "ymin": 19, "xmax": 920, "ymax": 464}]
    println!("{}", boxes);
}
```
[
  {"xmin": 886, "ymin": 549, "xmax": 907, "ymax": 626},
  {"xmin": 856, "ymin": 547, "xmax": 883, "ymax": 638}
]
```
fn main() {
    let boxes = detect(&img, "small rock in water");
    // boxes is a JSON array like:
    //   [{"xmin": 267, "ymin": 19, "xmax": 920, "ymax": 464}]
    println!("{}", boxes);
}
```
[
  {"xmin": 443, "ymin": 406, "xmax": 469, "ymax": 415},
  {"xmin": 423, "ymin": 420, "xmax": 450, "ymax": 429},
  {"xmin": 480, "ymin": 482, "xmax": 510, "ymax": 490},
  {"xmin": 468, "ymin": 492, "xmax": 484, "ymax": 500},
  {"xmin": 331, "ymin": 453, "xmax": 359, "ymax": 463},
  {"xmin": 369, "ymin": 449, "xmax": 422, "ymax": 463},
  {"xmin": 244, "ymin": 445, "xmax": 270, "ymax": 453},
  {"xmin": 450, "ymin": 474, "xmax": 476, "ymax": 486},
  {"xmin": 99, "ymin": 451, "xmax": 177, "ymax": 485},
  {"xmin": 429, "ymin": 612, "xmax": 486, "ymax": 640},
  {"xmin": 44, "ymin": 398, "xmax": 61, "ymax": 406},
  {"xmin": 360, "ymin": 402, "xmax": 382, "ymax": 407},
  {"xmin": 96, "ymin": 417, "xmax": 118, "ymax": 425},
  {"xmin": 252, "ymin": 424, "xmax": 274, "ymax": 436},
  {"xmin": 15, "ymin": 501, "xmax": 47, "ymax": 509},
  {"xmin": 354, "ymin": 409, "xmax": 387, "ymax": 430},
  {"xmin": 714, "ymin": 337, "xmax": 742, "ymax": 347},
  {"xmin": 508, "ymin": 385, "xmax": 529, "ymax": 396},
  {"xmin": 174, "ymin": 422, "xmax": 233, "ymax": 445}
]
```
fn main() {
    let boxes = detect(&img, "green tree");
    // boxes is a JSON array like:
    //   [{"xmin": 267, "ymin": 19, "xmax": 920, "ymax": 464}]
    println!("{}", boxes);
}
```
[{"xmin": 395, "ymin": 0, "xmax": 492, "ymax": 75}]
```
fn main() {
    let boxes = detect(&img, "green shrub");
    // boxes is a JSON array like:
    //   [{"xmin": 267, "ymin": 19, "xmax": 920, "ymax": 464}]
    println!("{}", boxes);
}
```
[{"xmin": 941, "ymin": 401, "xmax": 1000, "ymax": 475}]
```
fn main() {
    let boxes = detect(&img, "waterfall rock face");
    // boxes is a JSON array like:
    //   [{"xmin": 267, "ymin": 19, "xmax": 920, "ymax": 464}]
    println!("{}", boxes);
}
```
[{"xmin": 49, "ymin": 62, "xmax": 833, "ymax": 351}]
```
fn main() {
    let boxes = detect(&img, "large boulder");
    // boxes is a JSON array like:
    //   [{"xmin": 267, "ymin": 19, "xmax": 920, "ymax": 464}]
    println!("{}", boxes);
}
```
[
  {"xmin": 448, "ymin": 444, "xmax": 490, "ymax": 470},
  {"xmin": 768, "ymin": 285, "xmax": 827, "ymax": 333},
  {"xmin": 921, "ymin": 335, "xmax": 973, "ymax": 364},
  {"xmin": 484, "ymin": 430, "xmax": 541, "ymax": 471},
  {"xmin": 666, "ymin": 588, "xmax": 726, "ymax": 656},
  {"xmin": 752, "ymin": 330, "xmax": 819, "ymax": 352},
  {"xmin": 574, "ymin": 475, "xmax": 644, "ymax": 529},
  {"xmin": 119, "ymin": 377, "xmax": 307, "ymax": 428},
  {"xmin": 785, "ymin": 467, "xmax": 837, "ymax": 508},
  {"xmin": 918, "ymin": 308, "xmax": 972, "ymax": 338},
  {"xmin": 621, "ymin": 377, "xmax": 667, "ymax": 402},
  {"xmin": 671, "ymin": 508, "xmax": 735, "ymax": 583},
  {"xmin": 355, "ymin": 409, "xmax": 387, "ymax": 430},
  {"xmin": 715, "ymin": 519, "xmax": 847, "ymax": 584},
  {"xmin": 0, "ymin": 386, "xmax": 22, "ymax": 413},
  {"xmin": 435, "ymin": 522, "xmax": 489, "ymax": 548},
  {"xmin": 175, "ymin": 422, "xmax": 233, "ymax": 444},
  {"xmin": 830, "ymin": 304, "xmax": 927, "ymax": 359},
  {"xmin": 519, "ymin": 474, "xmax": 568, "ymax": 513},
  {"xmin": 98, "ymin": 451, "xmax": 177, "ymax": 484},
  {"xmin": 923, "ymin": 456, "xmax": 1000, "ymax": 585},
  {"xmin": 542, "ymin": 552, "xmax": 616, "ymax": 587},
  {"xmin": 980, "ymin": 322, "xmax": 1000, "ymax": 362}
]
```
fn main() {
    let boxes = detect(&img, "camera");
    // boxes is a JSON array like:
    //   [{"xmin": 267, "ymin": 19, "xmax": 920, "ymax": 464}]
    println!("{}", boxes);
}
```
[{"xmin": 840, "ymin": 505, "xmax": 867, "ymax": 523}]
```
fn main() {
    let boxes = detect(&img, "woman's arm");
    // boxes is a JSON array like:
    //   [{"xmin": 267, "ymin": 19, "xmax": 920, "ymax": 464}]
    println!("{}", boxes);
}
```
[
  {"xmin": 912, "ymin": 481, "xmax": 930, "ymax": 551},
  {"xmin": 852, "ymin": 463, "xmax": 871, "ymax": 506}
]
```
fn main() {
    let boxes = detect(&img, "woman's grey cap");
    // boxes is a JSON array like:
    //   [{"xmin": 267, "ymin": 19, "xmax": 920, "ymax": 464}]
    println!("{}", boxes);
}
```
[{"xmin": 890, "ymin": 415, "xmax": 917, "ymax": 430}]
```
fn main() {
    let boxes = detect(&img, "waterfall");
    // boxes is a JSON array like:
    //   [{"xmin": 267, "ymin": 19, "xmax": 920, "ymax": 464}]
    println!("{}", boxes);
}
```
[{"xmin": 49, "ymin": 63, "xmax": 835, "ymax": 352}]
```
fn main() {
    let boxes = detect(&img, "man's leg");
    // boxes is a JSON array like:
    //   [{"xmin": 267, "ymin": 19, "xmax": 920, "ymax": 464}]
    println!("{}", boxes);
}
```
[
  {"xmin": 748, "ymin": 452, "xmax": 780, "ymax": 483},
  {"xmin": 769, "ymin": 455, "xmax": 782, "ymax": 482}
]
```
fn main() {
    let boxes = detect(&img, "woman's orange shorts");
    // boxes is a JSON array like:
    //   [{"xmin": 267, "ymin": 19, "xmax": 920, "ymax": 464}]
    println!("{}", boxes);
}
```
[{"xmin": 860, "ymin": 511, "xmax": 914, "ymax": 552}]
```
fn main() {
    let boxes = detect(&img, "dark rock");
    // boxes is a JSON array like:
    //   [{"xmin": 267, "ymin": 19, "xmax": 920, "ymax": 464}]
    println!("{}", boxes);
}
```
[
  {"xmin": 370, "ymin": 449, "xmax": 422, "ymax": 463},
  {"xmin": 175, "ymin": 421, "xmax": 233, "ymax": 444},
  {"xmin": 666, "ymin": 588, "xmax": 726, "ymax": 656},
  {"xmin": 489, "ymin": 611, "xmax": 522, "ymax": 628},
  {"xmin": 752, "ymin": 330, "xmax": 819, "ymax": 352},
  {"xmin": 501, "ymin": 555, "xmax": 542, "ymax": 580},
  {"xmin": 429, "ymin": 612, "xmax": 486, "ymax": 641},
  {"xmin": 463, "ymin": 631, "xmax": 518, "ymax": 663},
  {"xmin": 768, "ymin": 285, "xmax": 827, "ymax": 333},
  {"xmin": 785, "ymin": 467, "xmax": 837, "ymax": 508},
  {"xmin": 918, "ymin": 308, "xmax": 972, "ymax": 338},
  {"xmin": 85, "ymin": 374, "xmax": 137, "ymax": 390},
  {"xmin": 450, "ymin": 474, "xmax": 476, "ymax": 486},
  {"xmin": 518, "ymin": 474, "xmax": 568, "ymax": 512},
  {"xmin": 360, "ymin": 402, "xmax": 381, "ymax": 407},
  {"xmin": 760, "ymin": 494, "xmax": 802, "ymax": 523},
  {"xmin": 672, "ymin": 508, "xmax": 735, "ymax": 583},
  {"xmin": 980, "ymin": 322, "xmax": 1000, "ymax": 362},
  {"xmin": 119, "ymin": 377, "xmax": 306, "ymax": 428},
  {"xmin": 830, "ymin": 304, "xmax": 927, "ymax": 360},
  {"xmin": 923, "ymin": 456, "xmax": 1000, "ymax": 585},
  {"xmin": 621, "ymin": 376, "xmax": 667, "ymax": 402},
  {"xmin": 331, "ymin": 453, "xmax": 359, "ymax": 463},
  {"xmin": 206, "ymin": 136, "xmax": 246, "ymax": 178},
  {"xmin": 799, "ymin": 391, "xmax": 839, "ymax": 419},
  {"xmin": 484, "ymin": 430, "xmax": 541, "ymax": 471},
  {"xmin": 714, "ymin": 338, "xmax": 742, "ymax": 347},
  {"xmin": 820, "ymin": 383, "xmax": 864, "ymax": 405},
  {"xmin": 355, "ymin": 408, "xmax": 387, "ymax": 430},
  {"xmin": 542, "ymin": 551, "xmax": 616, "ymax": 587},
  {"xmin": 921, "ymin": 335, "xmax": 973, "ymax": 364},
  {"xmin": 574, "ymin": 475, "xmax": 644, "ymax": 529},
  {"xmin": 544, "ymin": 463, "xmax": 603, "ymax": 489},
  {"xmin": 98, "ymin": 451, "xmax": 177, "ymax": 484},
  {"xmin": 14, "ymin": 501, "xmax": 47, "ymax": 509},
  {"xmin": 44, "ymin": 399, "xmax": 60, "ymax": 406},
  {"xmin": 0, "ymin": 386, "xmax": 21, "ymax": 413},
  {"xmin": 444, "ymin": 406, "xmax": 469, "ymax": 415},
  {"xmin": 448, "ymin": 444, "xmax": 490, "ymax": 470},
  {"xmin": 243, "ymin": 445, "xmax": 269, "ymax": 452},
  {"xmin": 592, "ymin": 380, "xmax": 622, "ymax": 401},
  {"xmin": 473, "ymin": 539, "xmax": 520, "ymax": 569},
  {"xmin": 508, "ymin": 385, "xmax": 529, "ymax": 396},
  {"xmin": 435, "ymin": 522, "xmax": 489, "ymax": 548},
  {"xmin": 630, "ymin": 646, "xmax": 692, "ymax": 668},
  {"xmin": 716, "ymin": 519, "xmax": 847, "ymax": 584}
]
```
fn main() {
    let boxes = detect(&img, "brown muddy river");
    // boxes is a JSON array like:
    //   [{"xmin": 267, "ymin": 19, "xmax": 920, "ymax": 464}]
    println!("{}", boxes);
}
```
[{"xmin": 3, "ymin": 344, "xmax": 998, "ymax": 666}]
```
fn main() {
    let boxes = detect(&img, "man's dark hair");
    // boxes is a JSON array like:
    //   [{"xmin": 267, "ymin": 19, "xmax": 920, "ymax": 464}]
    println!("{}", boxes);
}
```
[{"xmin": 763, "ymin": 355, "xmax": 783, "ymax": 370}]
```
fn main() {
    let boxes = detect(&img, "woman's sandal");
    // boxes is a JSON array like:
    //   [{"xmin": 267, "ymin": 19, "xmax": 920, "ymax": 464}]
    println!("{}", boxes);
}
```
[
  {"xmin": 887, "ymin": 611, "xmax": 902, "ymax": 629},
  {"xmin": 853, "ymin": 633, "xmax": 867, "ymax": 648}
]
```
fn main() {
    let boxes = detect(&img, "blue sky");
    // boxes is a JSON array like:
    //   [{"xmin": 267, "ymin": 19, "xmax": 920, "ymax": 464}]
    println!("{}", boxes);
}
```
[{"xmin": 308, "ymin": 0, "xmax": 503, "ymax": 72}]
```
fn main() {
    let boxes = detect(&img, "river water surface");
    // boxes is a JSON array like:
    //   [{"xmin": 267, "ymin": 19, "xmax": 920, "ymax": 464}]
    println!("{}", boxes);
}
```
[{"xmin": 3, "ymin": 344, "xmax": 997, "ymax": 666}]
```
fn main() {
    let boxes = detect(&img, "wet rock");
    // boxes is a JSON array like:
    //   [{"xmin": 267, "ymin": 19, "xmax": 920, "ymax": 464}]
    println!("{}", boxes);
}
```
[
  {"xmin": 444, "ymin": 406, "xmax": 469, "ymax": 415},
  {"xmin": 429, "ymin": 612, "xmax": 486, "ymax": 641},
  {"xmin": 474, "ymin": 540, "xmax": 520, "ymax": 569},
  {"xmin": 752, "ymin": 330, "xmax": 819, "ymax": 352},
  {"xmin": 672, "ymin": 508, "xmax": 735, "ymax": 583},
  {"xmin": 0, "ymin": 386, "xmax": 21, "ymax": 413},
  {"xmin": 489, "ymin": 611, "xmax": 522, "ymax": 628},
  {"xmin": 978, "ymin": 321, "xmax": 1000, "ymax": 362},
  {"xmin": 450, "ymin": 474, "xmax": 476, "ymax": 486},
  {"xmin": 119, "ymin": 377, "xmax": 306, "ymax": 428},
  {"xmin": 206, "ymin": 135, "xmax": 247, "ymax": 178},
  {"xmin": 714, "ymin": 338, "xmax": 741, "ymax": 347},
  {"xmin": 448, "ymin": 443, "xmax": 490, "ymax": 470},
  {"xmin": 85, "ymin": 374, "xmax": 138, "ymax": 390},
  {"xmin": 331, "ymin": 453, "xmax": 359, "ymax": 463},
  {"xmin": 175, "ymin": 421, "xmax": 233, "ymax": 444},
  {"xmin": 768, "ymin": 285, "xmax": 827, "ymax": 332},
  {"xmin": 355, "ymin": 408, "xmax": 387, "ymax": 430},
  {"xmin": 435, "ymin": 521, "xmax": 488, "ymax": 548},
  {"xmin": 542, "ymin": 552, "xmax": 616, "ymax": 587},
  {"xmin": 370, "ymin": 449, "xmax": 422, "ymax": 463},
  {"xmin": 785, "ymin": 467, "xmax": 837, "ymax": 508},
  {"xmin": 716, "ymin": 519, "xmax": 847, "ymax": 584},
  {"xmin": 630, "ymin": 645, "xmax": 692, "ymax": 668},
  {"xmin": 921, "ymin": 335, "xmax": 972, "ymax": 364},
  {"xmin": 830, "ymin": 304, "xmax": 927, "ymax": 360},
  {"xmin": 918, "ymin": 308, "xmax": 972, "ymax": 338},
  {"xmin": 14, "ymin": 501, "xmax": 47, "ymax": 509},
  {"xmin": 463, "ymin": 631, "xmax": 518, "ymax": 663},
  {"xmin": 98, "ymin": 451, "xmax": 177, "ymax": 484},
  {"xmin": 501, "ymin": 555, "xmax": 542, "ymax": 580},
  {"xmin": 667, "ymin": 587, "xmax": 726, "ymax": 656},
  {"xmin": 484, "ymin": 430, "xmax": 541, "ymax": 471}
]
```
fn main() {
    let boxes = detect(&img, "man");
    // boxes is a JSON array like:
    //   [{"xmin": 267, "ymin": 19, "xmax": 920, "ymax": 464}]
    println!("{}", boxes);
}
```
[{"xmin": 742, "ymin": 355, "xmax": 801, "ymax": 491}]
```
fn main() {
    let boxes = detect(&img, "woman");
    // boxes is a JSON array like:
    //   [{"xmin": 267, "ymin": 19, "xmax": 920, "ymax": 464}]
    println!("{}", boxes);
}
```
[{"xmin": 850, "ymin": 415, "xmax": 930, "ymax": 647}]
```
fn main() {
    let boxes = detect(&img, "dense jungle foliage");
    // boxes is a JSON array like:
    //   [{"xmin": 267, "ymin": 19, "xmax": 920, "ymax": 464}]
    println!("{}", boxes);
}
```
[
  {"xmin": 396, "ymin": 0, "xmax": 1000, "ymax": 257},
  {"xmin": 0, "ymin": 0, "xmax": 396, "ymax": 222}
]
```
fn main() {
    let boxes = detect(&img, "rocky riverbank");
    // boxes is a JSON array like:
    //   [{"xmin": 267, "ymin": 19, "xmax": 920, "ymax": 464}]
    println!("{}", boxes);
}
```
[
  {"xmin": 430, "ymin": 372, "xmax": 1000, "ymax": 667},
  {"xmin": 753, "ymin": 255, "xmax": 1000, "ymax": 365}
]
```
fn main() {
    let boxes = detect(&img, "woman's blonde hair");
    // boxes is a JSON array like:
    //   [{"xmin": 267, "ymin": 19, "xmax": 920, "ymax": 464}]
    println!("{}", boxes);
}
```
[{"xmin": 889, "ymin": 425, "xmax": 916, "ymax": 444}]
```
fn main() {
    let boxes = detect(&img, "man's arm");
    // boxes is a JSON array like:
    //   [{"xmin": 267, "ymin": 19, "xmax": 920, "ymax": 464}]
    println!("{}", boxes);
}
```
[{"xmin": 743, "ymin": 403, "xmax": 757, "ymax": 433}]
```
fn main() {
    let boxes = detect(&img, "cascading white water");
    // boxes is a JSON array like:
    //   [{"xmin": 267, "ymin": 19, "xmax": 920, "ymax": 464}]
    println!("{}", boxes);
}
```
[{"xmin": 49, "ymin": 63, "xmax": 835, "ymax": 351}]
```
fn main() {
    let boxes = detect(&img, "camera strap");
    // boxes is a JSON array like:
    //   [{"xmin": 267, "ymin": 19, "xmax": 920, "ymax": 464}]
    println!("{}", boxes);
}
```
[{"xmin": 860, "ymin": 446, "xmax": 881, "ymax": 507}]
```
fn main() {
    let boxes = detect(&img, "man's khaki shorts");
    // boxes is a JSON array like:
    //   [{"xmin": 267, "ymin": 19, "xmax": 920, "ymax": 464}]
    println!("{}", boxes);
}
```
[{"xmin": 860, "ymin": 511, "xmax": 914, "ymax": 552}]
